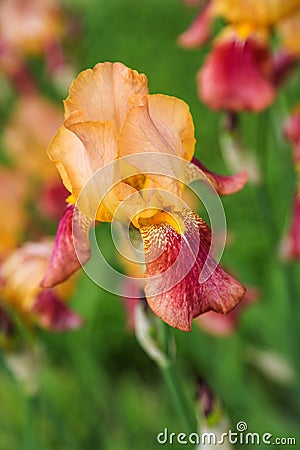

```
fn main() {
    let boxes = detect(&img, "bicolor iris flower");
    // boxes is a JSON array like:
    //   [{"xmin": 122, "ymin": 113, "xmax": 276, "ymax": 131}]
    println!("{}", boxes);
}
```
[
  {"xmin": 179, "ymin": 0, "xmax": 300, "ymax": 112},
  {"xmin": 41, "ymin": 62, "xmax": 246, "ymax": 331}
]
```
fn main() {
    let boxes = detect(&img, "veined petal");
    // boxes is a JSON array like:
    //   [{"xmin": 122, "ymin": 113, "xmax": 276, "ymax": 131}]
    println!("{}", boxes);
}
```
[
  {"xmin": 119, "ymin": 93, "xmax": 196, "ymax": 161},
  {"xmin": 64, "ymin": 62, "xmax": 148, "ymax": 132},
  {"xmin": 198, "ymin": 30, "xmax": 275, "ymax": 112},
  {"xmin": 196, "ymin": 285, "xmax": 259, "ymax": 336},
  {"xmin": 191, "ymin": 157, "xmax": 248, "ymax": 195},
  {"xmin": 40, "ymin": 205, "xmax": 92, "ymax": 288},
  {"xmin": 32, "ymin": 289, "xmax": 83, "ymax": 331},
  {"xmin": 140, "ymin": 210, "xmax": 245, "ymax": 331}
]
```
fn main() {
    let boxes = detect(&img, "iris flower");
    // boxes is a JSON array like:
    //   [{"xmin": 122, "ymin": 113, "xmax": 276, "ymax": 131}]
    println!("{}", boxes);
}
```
[
  {"xmin": 41, "ymin": 62, "xmax": 246, "ymax": 331},
  {"xmin": 0, "ymin": 239, "xmax": 82, "ymax": 331},
  {"xmin": 180, "ymin": 0, "xmax": 300, "ymax": 112}
]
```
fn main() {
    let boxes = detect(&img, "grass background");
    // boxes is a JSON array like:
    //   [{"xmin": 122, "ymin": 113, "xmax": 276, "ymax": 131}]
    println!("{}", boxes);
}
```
[{"xmin": 0, "ymin": 0, "xmax": 300, "ymax": 448}]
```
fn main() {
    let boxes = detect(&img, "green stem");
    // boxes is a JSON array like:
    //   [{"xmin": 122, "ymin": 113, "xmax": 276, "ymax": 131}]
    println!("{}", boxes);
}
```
[
  {"xmin": 255, "ymin": 111, "xmax": 300, "ymax": 388},
  {"xmin": 23, "ymin": 394, "xmax": 36, "ymax": 450},
  {"xmin": 159, "ymin": 323, "xmax": 197, "ymax": 434}
]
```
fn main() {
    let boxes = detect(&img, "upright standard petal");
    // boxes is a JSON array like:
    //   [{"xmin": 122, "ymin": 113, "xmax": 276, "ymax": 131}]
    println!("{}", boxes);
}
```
[
  {"xmin": 198, "ymin": 30, "xmax": 275, "ymax": 112},
  {"xmin": 64, "ymin": 62, "xmax": 148, "ymax": 132},
  {"xmin": 41, "ymin": 205, "xmax": 92, "ymax": 288},
  {"xmin": 119, "ymin": 93, "xmax": 196, "ymax": 161},
  {"xmin": 140, "ymin": 209, "xmax": 245, "ymax": 331},
  {"xmin": 191, "ymin": 157, "xmax": 248, "ymax": 195}
]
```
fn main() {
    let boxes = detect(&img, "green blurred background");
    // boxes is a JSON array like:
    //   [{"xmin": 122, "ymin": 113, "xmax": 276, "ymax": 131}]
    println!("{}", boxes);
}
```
[{"xmin": 1, "ymin": 0, "xmax": 300, "ymax": 448}]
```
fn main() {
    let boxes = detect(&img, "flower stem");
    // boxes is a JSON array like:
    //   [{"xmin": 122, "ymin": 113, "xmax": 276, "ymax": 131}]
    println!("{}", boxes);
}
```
[
  {"xmin": 159, "ymin": 322, "xmax": 197, "ymax": 434},
  {"xmin": 255, "ymin": 111, "xmax": 300, "ymax": 387},
  {"xmin": 23, "ymin": 394, "xmax": 36, "ymax": 450}
]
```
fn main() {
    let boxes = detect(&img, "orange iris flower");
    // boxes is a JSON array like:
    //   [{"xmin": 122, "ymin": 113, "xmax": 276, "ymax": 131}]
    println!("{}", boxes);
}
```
[{"xmin": 41, "ymin": 62, "xmax": 247, "ymax": 331}]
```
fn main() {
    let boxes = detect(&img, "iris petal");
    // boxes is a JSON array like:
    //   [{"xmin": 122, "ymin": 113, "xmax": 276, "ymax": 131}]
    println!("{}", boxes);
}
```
[
  {"xmin": 41, "ymin": 205, "xmax": 92, "ymax": 288},
  {"xmin": 140, "ymin": 209, "xmax": 245, "ymax": 331}
]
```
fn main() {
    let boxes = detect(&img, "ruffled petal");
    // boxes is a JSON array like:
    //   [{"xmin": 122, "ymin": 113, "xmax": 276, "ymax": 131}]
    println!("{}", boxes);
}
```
[
  {"xmin": 140, "ymin": 209, "xmax": 245, "ymax": 331},
  {"xmin": 32, "ymin": 289, "xmax": 83, "ymax": 331},
  {"xmin": 196, "ymin": 285, "xmax": 259, "ymax": 336},
  {"xmin": 178, "ymin": 2, "xmax": 213, "ymax": 48},
  {"xmin": 191, "ymin": 157, "xmax": 248, "ymax": 195},
  {"xmin": 198, "ymin": 30, "xmax": 275, "ymax": 112},
  {"xmin": 40, "ymin": 205, "xmax": 92, "ymax": 288},
  {"xmin": 64, "ymin": 62, "xmax": 148, "ymax": 132},
  {"xmin": 119, "ymin": 93, "xmax": 196, "ymax": 161}
]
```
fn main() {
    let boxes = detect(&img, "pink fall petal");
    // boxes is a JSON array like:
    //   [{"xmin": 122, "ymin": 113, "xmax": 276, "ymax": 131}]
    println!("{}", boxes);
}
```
[
  {"xmin": 196, "ymin": 285, "xmax": 259, "ymax": 336},
  {"xmin": 32, "ymin": 289, "xmax": 83, "ymax": 331},
  {"xmin": 198, "ymin": 37, "xmax": 275, "ymax": 112},
  {"xmin": 178, "ymin": 2, "xmax": 213, "ymax": 48},
  {"xmin": 191, "ymin": 157, "xmax": 248, "ymax": 195},
  {"xmin": 140, "ymin": 210, "xmax": 246, "ymax": 331},
  {"xmin": 40, "ymin": 205, "xmax": 92, "ymax": 288}
]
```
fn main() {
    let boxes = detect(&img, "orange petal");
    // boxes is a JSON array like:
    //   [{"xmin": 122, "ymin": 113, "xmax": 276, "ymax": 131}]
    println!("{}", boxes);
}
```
[
  {"xmin": 41, "ymin": 205, "xmax": 92, "ymax": 288},
  {"xmin": 191, "ymin": 157, "xmax": 248, "ymax": 195},
  {"xmin": 119, "ymin": 93, "xmax": 196, "ymax": 161},
  {"xmin": 140, "ymin": 210, "xmax": 245, "ymax": 331},
  {"xmin": 277, "ymin": 9, "xmax": 300, "ymax": 56},
  {"xmin": 48, "ymin": 121, "xmax": 118, "ymax": 218},
  {"xmin": 64, "ymin": 62, "xmax": 148, "ymax": 132},
  {"xmin": 212, "ymin": 0, "xmax": 300, "ymax": 27}
]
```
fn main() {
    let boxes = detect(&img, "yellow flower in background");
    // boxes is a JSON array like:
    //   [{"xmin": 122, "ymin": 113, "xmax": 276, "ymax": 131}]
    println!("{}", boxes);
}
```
[
  {"xmin": 4, "ymin": 93, "xmax": 63, "ymax": 182},
  {"xmin": 277, "ymin": 11, "xmax": 300, "ymax": 56},
  {"xmin": 0, "ymin": 238, "xmax": 82, "ymax": 331},
  {"xmin": 0, "ymin": 168, "xmax": 27, "ymax": 255},
  {"xmin": 212, "ymin": 0, "xmax": 300, "ymax": 27},
  {"xmin": 3, "ymin": 93, "xmax": 68, "ymax": 221},
  {"xmin": 180, "ymin": 0, "xmax": 300, "ymax": 112}
]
